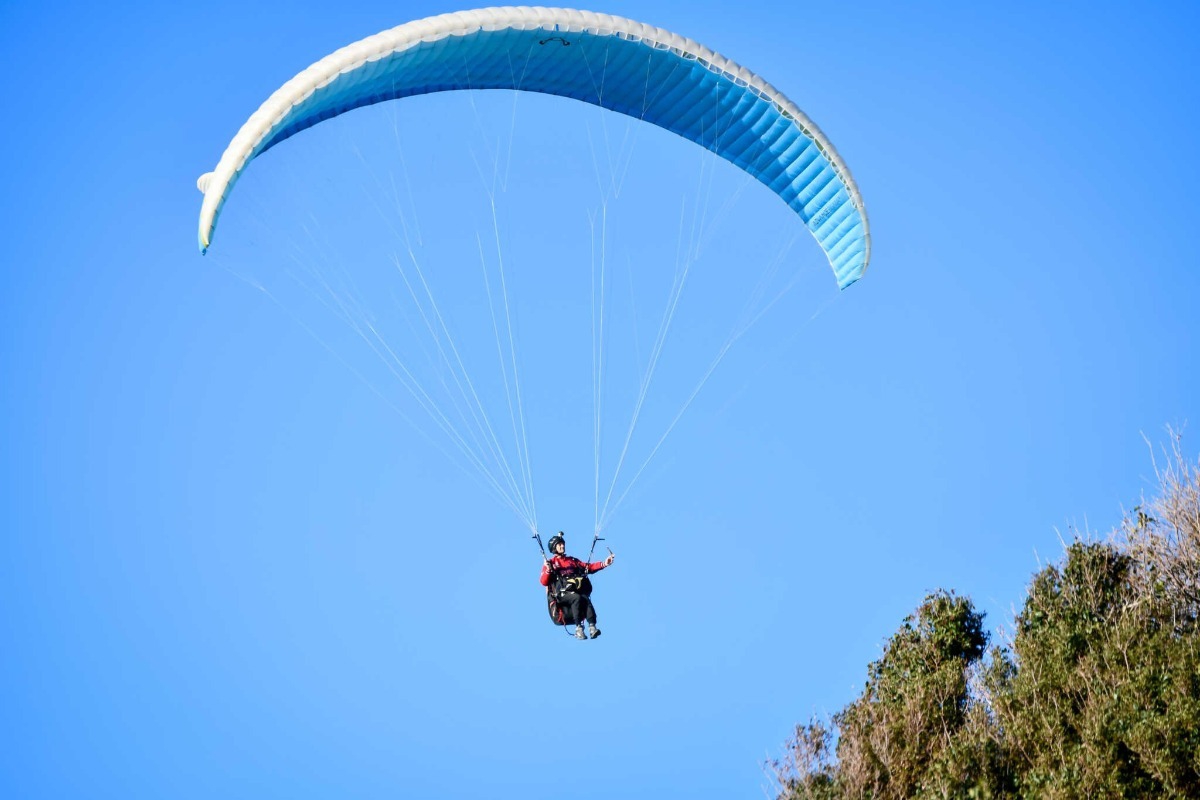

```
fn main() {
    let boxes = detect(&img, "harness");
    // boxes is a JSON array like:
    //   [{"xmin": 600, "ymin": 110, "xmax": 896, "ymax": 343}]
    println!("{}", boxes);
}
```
[{"xmin": 549, "ymin": 556, "xmax": 593, "ymax": 598}]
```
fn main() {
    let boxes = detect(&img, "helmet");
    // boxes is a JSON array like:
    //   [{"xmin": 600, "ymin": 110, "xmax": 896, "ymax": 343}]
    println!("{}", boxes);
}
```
[{"xmin": 547, "ymin": 534, "xmax": 565, "ymax": 553}]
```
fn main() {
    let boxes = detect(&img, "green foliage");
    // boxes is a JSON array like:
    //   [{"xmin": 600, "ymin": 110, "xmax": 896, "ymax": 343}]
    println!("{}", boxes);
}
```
[
  {"xmin": 982, "ymin": 538, "xmax": 1200, "ymax": 798},
  {"xmin": 772, "ymin": 442, "xmax": 1200, "ymax": 799},
  {"xmin": 774, "ymin": 592, "xmax": 1006, "ymax": 800},
  {"xmin": 833, "ymin": 591, "xmax": 988, "ymax": 799}
]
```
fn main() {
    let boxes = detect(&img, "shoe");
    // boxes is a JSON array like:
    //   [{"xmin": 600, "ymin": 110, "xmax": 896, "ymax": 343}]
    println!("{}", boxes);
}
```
[
  {"xmin": 589, "ymin": 625, "xmax": 601, "ymax": 639},
  {"xmin": 574, "ymin": 624, "xmax": 586, "ymax": 640}
]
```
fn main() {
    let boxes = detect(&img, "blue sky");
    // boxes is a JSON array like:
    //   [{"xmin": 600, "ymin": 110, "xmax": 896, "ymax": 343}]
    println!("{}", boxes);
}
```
[{"xmin": 3, "ymin": 1, "xmax": 1198, "ymax": 798}]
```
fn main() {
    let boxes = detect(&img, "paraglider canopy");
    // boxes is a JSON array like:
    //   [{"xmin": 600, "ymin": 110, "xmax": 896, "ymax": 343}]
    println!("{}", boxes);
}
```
[{"xmin": 197, "ymin": 6, "xmax": 870, "ymax": 288}]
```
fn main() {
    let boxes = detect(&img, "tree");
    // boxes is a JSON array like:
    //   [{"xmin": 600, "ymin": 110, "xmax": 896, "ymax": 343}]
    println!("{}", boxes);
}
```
[{"xmin": 773, "ymin": 591, "xmax": 1001, "ymax": 799}]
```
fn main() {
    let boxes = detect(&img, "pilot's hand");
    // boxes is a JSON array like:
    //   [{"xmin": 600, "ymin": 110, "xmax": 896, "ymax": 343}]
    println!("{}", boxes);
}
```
[{"xmin": 605, "ymin": 553, "xmax": 615, "ymax": 566}]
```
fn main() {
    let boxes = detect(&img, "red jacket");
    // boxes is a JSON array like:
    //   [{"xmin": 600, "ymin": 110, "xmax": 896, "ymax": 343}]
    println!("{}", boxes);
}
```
[{"xmin": 540, "ymin": 554, "xmax": 608, "ymax": 587}]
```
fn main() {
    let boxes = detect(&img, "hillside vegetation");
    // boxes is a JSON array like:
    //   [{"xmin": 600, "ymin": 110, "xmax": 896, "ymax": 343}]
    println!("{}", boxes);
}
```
[{"xmin": 772, "ymin": 438, "xmax": 1200, "ymax": 799}]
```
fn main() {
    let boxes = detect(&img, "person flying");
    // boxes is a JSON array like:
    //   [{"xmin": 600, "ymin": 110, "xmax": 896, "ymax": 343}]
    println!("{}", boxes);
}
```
[{"xmin": 539, "ymin": 533, "xmax": 615, "ymax": 639}]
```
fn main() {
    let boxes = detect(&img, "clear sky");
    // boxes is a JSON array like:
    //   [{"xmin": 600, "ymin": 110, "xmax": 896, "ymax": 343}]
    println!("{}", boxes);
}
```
[{"xmin": 3, "ymin": 1, "xmax": 1198, "ymax": 798}]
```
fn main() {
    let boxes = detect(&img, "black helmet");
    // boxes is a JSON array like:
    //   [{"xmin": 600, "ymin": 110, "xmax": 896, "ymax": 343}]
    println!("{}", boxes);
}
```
[{"xmin": 548, "ymin": 533, "xmax": 565, "ymax": 552}]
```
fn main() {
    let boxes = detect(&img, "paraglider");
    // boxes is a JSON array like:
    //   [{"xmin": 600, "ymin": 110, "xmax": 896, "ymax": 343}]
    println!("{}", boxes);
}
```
[
  {"xmin": 537, "ymin": 532, "xmax": 615, "ymax": 639},
  {"xmin": 197, "ymin": 7, "xmax": 870, "ymax": 637}
]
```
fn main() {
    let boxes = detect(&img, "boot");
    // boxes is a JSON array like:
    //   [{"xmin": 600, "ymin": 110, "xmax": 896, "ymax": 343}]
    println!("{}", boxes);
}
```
[
  {"xmin": 574, "ymin": 624, "xmax": 586, "ymax": 640},
  {"xmin": 588, "ymin": 624, "xmax": 601, "ymax": 639}
]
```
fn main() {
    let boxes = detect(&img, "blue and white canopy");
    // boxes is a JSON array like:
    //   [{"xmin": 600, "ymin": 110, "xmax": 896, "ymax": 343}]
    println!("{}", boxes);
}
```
[{"xmin": 198, "ymin": 6, "xmax": 870, "ymax": 288}]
